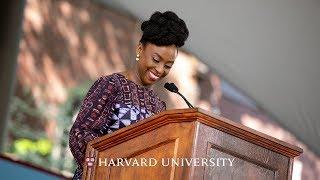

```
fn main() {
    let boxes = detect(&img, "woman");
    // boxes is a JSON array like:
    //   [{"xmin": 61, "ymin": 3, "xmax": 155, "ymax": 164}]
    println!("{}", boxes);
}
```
[{"xmin": 69, "ymin": 11, "xmax": 189, "ymax": 179}]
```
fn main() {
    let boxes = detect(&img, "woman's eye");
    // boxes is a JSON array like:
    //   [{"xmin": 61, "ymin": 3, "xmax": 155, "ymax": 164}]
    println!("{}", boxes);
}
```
[
  {"xmin": 165, "ymin": 65, "xmax": 172, "ymax": 69},
  {"xmin": 152, "ymin": 57, "xmax": 159, "ymax": 63}
]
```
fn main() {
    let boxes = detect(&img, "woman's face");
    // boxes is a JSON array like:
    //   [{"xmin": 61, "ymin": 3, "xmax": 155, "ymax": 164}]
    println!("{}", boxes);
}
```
[{"xmin": 136, "ymin": 43, "xmax": 177, "ymax": 86}]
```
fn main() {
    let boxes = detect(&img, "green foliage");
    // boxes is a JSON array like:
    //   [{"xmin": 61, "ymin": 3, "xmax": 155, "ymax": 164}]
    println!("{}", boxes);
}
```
[
  {"xmin": 8, "ymin": 88, "xmax": 47, "ymax": 140},
  {"xmin": 56, "ymin": 81, "xmax": 92, "ymax": 147},
  {"xmin": 6, "ymin": 87, "xmax": 53, "ymax": 168},
  {"xmin": 13, "ymin": 138, "xmax": 52, "ymax": 156},
  {"xmin": 6, "ymin": 80, "xmax": 93, "ymax": 174},
  {"xmin": 55, "ymin": 80, "xmax": 93, "ymax": 171}
]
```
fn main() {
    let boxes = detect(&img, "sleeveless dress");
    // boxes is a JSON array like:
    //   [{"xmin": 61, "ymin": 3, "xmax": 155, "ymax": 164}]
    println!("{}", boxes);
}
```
[{"xmin": 69, "ymin": 73, "xmax": 166, "ymax": 179}]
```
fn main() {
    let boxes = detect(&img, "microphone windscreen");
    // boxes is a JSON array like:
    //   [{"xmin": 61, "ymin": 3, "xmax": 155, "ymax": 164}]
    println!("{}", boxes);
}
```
[
  {"xmin": 164, "ymin": 83, "xmax": 174, "ymax": 92},
  {"xmin": 164, "ymin": 82, "xmax": 178, "ymax": 93},
  {"xmin": 170, "ymin": 83, "xmax": 179, "ymax": 92}
]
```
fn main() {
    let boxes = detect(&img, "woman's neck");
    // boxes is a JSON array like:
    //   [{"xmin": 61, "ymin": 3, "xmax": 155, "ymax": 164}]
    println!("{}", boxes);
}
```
[{"xmin": 122, "ymin": 69, "xmax": 151, "ymax": 88}]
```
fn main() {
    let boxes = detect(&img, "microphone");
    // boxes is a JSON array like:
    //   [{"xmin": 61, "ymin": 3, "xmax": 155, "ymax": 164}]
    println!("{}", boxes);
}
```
[{"xmin": 164, "ymin": 82, "xmax": 194, "ymax": 108}]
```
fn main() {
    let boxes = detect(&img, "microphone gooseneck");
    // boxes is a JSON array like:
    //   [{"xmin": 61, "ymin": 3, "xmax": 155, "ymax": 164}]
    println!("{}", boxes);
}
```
[{"xmin": 164, "ymin": 82, "xmax": 194, "ymax": 108}]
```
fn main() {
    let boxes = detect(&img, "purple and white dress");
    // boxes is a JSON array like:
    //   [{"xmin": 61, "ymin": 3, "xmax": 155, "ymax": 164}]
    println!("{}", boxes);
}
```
[{"xmin": 69, "ymin": 73, "xmax": 166, "ymax": 179}]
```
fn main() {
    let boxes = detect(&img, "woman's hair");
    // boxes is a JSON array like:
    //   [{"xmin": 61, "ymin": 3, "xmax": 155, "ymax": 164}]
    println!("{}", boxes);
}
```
[{"xmin": 140, "ymin": 11, "xmax": 189, "ymax": 48}]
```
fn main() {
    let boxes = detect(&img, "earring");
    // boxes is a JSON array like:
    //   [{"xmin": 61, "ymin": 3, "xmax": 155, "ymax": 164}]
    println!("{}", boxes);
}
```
[{"xmin": 136, "ymin": 54, "xmax": 140, "ymax": 61}]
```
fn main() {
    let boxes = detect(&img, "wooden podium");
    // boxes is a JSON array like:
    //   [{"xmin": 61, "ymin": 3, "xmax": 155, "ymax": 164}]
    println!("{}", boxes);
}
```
[{"xmin": 82, "ymin": 108, "xmax": 302, "ymax": 180}]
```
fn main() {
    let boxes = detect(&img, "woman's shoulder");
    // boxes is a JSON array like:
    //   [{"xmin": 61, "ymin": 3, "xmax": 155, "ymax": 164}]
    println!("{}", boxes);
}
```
[
  {"xmin": 99, "ymin": 72, "xmax": 118, "ymax": 81},
  {"xmin": 89, "ymin": 73, "xmax": 123, "ymax": 93},
  {"xmin": 95, "ymin": 72, "xmax": 124, "ymax": 85}
]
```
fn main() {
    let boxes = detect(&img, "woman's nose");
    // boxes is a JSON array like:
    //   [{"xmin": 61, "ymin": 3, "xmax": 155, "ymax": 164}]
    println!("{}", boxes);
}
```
[{"xmin": 155, "ymin": 64, "xmax": 164, "ymax": 76}]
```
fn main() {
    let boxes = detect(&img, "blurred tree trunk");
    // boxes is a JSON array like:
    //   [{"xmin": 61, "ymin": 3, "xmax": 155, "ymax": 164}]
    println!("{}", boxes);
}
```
[{"xmin": 0, "ymin": 0, "xmax": 26, "ymax": 152}]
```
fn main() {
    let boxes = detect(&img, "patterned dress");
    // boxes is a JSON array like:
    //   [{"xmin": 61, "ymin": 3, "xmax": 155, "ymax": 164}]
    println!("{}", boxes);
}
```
[{"xmin": 69, "ymin": 72, "xmax": 166, "ymax": 179}]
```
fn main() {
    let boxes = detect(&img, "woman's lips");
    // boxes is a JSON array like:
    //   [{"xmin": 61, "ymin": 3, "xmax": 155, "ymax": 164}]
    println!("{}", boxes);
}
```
[{"xmin": 148, "ymin": 70, "xmax": 160, "ymax": 81}]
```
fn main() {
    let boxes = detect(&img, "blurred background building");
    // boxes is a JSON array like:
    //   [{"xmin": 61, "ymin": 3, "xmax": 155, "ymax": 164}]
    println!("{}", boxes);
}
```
[{"xmin": 0, "ymin": 0, "xmax": 319, "ymax": 179}]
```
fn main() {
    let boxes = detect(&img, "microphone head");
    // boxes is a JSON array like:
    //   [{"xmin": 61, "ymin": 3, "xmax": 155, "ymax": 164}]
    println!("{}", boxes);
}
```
[
  {"xmin": 164, "ymin": 82, "xmax": 179, "ymax": 93},
  {"xmin": 170, "ymin": 83, "xmax": 179, "ymax": 92}
]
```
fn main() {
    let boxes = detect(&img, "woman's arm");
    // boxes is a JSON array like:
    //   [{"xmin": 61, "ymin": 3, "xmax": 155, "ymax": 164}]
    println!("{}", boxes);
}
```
[
  {"xmin": 160, "ymin": 101, "xmax": 167, "ymax": 112},
  {"xmin": 68, "ymin": 76, "xmax": 116, "ymax": 167}
]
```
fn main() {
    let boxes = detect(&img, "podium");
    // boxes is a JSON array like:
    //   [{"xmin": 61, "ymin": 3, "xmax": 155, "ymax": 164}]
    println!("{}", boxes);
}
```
[{"xmin": 82, "ymin": 108, "xmax": 302, "ymax": 180}]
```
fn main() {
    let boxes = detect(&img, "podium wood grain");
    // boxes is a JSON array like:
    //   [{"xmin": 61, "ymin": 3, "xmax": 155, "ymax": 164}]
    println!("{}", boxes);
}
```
[{"xmin": 82, "ymin": 108, "xmax": 302, "ymax": 180}]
